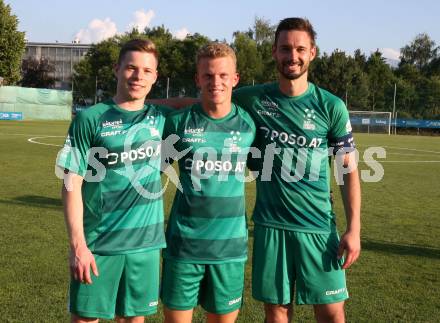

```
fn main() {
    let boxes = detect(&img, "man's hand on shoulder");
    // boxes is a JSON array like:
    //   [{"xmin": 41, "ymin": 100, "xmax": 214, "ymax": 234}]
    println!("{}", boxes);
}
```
[{"xmin": 69, "ymin": 244, "xmax": 99, "ymax": 284}]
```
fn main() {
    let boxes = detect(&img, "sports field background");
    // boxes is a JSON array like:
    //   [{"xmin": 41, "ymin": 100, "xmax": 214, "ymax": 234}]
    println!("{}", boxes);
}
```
[{"xmin": 0, "ymin": 121, "xmax": 439, "ymax": 322}]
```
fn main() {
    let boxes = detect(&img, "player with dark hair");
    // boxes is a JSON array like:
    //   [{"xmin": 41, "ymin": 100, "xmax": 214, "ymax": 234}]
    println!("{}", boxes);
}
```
[{"xmin": 233, "ymin": 17, "xmax": 361, "ymax": 323}]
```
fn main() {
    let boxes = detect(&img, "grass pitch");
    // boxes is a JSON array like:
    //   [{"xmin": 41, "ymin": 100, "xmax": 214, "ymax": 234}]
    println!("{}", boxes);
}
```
[{"xmin": 0, "ymin": 121, "xmax": 439, "ymax": 322}]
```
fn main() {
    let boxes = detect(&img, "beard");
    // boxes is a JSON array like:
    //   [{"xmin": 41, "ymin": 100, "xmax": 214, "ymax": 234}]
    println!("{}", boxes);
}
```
[{"xmin": 277, "ymin": 59, "xmax": 309, "ymax": 80}]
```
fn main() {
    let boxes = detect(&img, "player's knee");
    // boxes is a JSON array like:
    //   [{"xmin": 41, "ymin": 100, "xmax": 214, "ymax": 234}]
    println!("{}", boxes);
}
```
[
  {"xmin": 71, "ymin": 314, "xmax": 99, "ymax": 323},
  {"xmin": 264, "ymin": 303, "xmax": 292, "ymax": 323},
  {"xmin": 314, "ymin": 302, "xmax": 345, "ymax": 323}
]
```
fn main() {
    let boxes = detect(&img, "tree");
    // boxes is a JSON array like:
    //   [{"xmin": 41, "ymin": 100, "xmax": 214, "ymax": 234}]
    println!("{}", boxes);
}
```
[
  {"xmin": 73, "ymin": 28, "xmax": 210, "ymax": 102},
  {"xmin": 253, "ymin": 17, "xmax": 275, "ymax": 46},
  {"xmin": 72, "ymin": 37, "xmax": 120, "ymax": 103},
  {"xmin": 310, "ymin": 50, "xmax": 370, "ymax": 110},
  {"xmin": 232, "ymin": 32, "xmax": 262, "ymax": 85},
  {"xmin": 0, "ymin": 1, "xmax": 26, "ymax": 85},
  {"xmin": 389, "ymin": 77, "xmax": 417, "ymax": 118},
  {"xmin": 415, "ymin": 76, "xmax": 440, "ymax": 119},
  {"xmin": 21, "ymin": 57, "xmax": 56, "ymax": 88},
  {"xmin": 366, "ymin": 50, "xmax": 394, "ymax": 111},
  {"xmin": 232, "ymin": 16, "xmax": 277, "ymax": 84},
  {"xmin": 353, "ymin": 49, "xmax": 367, "ymax": 71},
  {"xmin": 400, "ymin": 33, "xmax": 438, "ymax": 71},
  {"xmin": 426, "ymin": 56, "xmax": 440, "ymax": 77}
]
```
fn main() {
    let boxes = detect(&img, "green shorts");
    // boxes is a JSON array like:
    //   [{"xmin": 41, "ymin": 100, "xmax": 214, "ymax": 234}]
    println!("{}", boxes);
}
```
[
  {"xmin": 161, "ymin": 259, "xmax": 245, "ymax": 314},
  {"xmin": 69, "ymin": 249, "xmax": 160, "ymax": 319},
  {"xmin": 252, "ymin": 225, "xmax": 348, "ymax": 305}
]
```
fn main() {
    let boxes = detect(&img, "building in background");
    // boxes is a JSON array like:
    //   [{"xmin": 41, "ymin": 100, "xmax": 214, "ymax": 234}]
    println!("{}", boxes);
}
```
[{"xmin": 23, "ymin": 41, "xmax": 91, "ymax": 90}]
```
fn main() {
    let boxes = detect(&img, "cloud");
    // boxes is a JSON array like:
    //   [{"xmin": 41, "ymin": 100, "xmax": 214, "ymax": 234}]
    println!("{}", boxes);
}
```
[
  {"xmin": 174, "ymin": 27, "xmax": 190, "ymax": 40},
  {"xmin": 127, "ymin": 9, "xmax": 155, "ymax": 32},
  {"xmin": 75, "ymin": 18, "xmax": 118, "ymax": 44},
  {"xmin": 380, "ymin": 48, "xmax": 400, "ymax": 61}
]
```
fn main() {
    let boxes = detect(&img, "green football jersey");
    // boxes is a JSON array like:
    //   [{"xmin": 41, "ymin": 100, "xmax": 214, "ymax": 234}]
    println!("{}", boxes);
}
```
[
  {"xmin": 233, "ymin": 82, "xmax": 355, "ymax": 234},
  {"xmin": 57, "ymin": 100, "xmax": 171, "ymax": 255},
  {"xmin": 163, "ymin": 103, "xmax": 256, "ymax": 264}
]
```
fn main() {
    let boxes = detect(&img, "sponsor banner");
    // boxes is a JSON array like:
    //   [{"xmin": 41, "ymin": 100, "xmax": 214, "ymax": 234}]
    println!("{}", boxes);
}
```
[
  {"xmin": 0, "ymin": 112, "xmax": 23, "ymax": 120},
  {"xmin": 395, "ymin": 119, "xmax": 440, "ymax": 129},
  {"xmin": 350, "ymin": 117, "xmax": 440, "ymax": 129}
]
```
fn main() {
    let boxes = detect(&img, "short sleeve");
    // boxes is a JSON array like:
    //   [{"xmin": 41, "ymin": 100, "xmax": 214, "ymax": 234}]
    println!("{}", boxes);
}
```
[
  {"xmin": 327, "ymin": 99, "xmax": 355, "ymax": 153},
  {"xmin": 56, "ymin": 112, "xmax": 95, "ymax": 177}
]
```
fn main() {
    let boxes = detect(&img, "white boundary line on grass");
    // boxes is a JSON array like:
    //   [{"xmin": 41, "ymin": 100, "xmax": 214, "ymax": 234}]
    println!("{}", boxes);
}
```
[
  {"xmin": 0, "ymin": 133, "xmax": 58, "ymax": 136},
  {"xmin": 27, "ymin": 136, "xmax": 64, "ymax": 147},
  {"xmin": 360, "ymin": 160, "xmax": 440, "ymax": 163},
  {"xmin": 386, "ymin": 152, "xmax": 440, "ymax": 157},
  {"xmin": 374, "ymin": 145, "xmax": 440, "ymax": 155},
  {"xmin": 4, "ymin": 132, "xmax": 439, "ymax": 162}
]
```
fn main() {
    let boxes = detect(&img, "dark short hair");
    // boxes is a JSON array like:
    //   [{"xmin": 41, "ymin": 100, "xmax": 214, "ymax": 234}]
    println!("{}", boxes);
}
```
[
  {"xmin": 274, "ymin": 17, "xmax": 317, "ymax": 47},
  {"xmin": 117, "ymin": 39, "xmax": 158, "ymax": 65}
]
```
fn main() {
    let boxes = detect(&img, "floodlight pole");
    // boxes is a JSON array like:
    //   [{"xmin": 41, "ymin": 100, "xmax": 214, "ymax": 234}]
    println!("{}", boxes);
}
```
[
  {"xmin": 94, "ymin": 75, "xmax": 98, "ymax": 105},
  {"xmin": 392, "ymin": 83, "xmax": 397, "ymax": 135}
]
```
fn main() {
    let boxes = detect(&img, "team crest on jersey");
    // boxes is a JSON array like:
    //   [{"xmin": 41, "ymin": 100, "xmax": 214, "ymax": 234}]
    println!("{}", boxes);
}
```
[
  {"xmin": 150, "ymin": 128, "xmax": 160, "ymax": 137},
  {"xmin": 145, "ymin": 115, "xmax": 158, "ymax": 126},
  {"xmin": 145, "ymin": 116, "xmax": 160, "ymax": 137},
  {"xmin": 303, "ymin": 108, "xmax": 316, "ymax": 130},
  {"xmin": 224, "ymin": 130, "xmax": 242, "ymax": 153}
]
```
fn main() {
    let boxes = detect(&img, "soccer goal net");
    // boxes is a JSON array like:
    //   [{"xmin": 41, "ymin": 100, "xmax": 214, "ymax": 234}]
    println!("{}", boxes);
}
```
[{"xmin": 349, "ymin": 111, "xmax": 392, "ymax": 135}]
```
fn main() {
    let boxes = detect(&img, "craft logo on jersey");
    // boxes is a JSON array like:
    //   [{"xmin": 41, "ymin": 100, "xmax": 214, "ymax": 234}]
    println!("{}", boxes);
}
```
[
  {"xmin": 146, "ymin": 115, "xmax": 160, "ymax": 137},
  {"xmin": 303, "ymin": 108, "xmax": 316, "ymax": 130},
  {"xmin": 224, "ymin": 130, "xmax": 242, "ymax": 153}
]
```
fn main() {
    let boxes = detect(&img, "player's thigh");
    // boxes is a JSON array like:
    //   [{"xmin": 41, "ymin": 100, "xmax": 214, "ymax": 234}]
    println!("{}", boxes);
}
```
[
  {"xmin": 69, "ymin": 254, "xmax": 125, "ymax": 320},
  {"xmin": 294, "ymin": 231, "xmax": 348, "ymax": 305},
  {"xmin": 252, "ymin": 224, "xmax": 294, "ymax": 305},
  {"xmin": 200, "ymin": 262, "xmax": 245, "ymax": 315},
  {"xmin": 161, "ymin": 259, "xmax": 205, "ymax": 310},
  {"xmin": 115, "ymin": 249, "xmax": 161, "ymax": 317}
]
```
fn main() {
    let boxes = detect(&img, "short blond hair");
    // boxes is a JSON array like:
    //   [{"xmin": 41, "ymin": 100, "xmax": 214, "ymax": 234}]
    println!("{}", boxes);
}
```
[{"xmin": 196, "ymin": 42, "xmax": 237, "ymax": 67}]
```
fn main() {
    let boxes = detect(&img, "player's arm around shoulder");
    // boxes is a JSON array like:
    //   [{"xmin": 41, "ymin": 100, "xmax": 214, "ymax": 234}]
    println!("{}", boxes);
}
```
[
  {"xmin": 62, "ymin": 173, "xmax": 99, "ymax": 284},
  {"xmin": 146, "ymin": 97, "xmax": 199, "ymax": 110},
  {"xmin": 232, "ymin": 84, "xmax": 262, "ymax": 109}
]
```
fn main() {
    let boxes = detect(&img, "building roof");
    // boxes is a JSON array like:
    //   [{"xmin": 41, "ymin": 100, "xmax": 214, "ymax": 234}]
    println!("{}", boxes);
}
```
[{"xmin": 26, "ymin": 42, "xmax": 92, "ymax": 49}]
